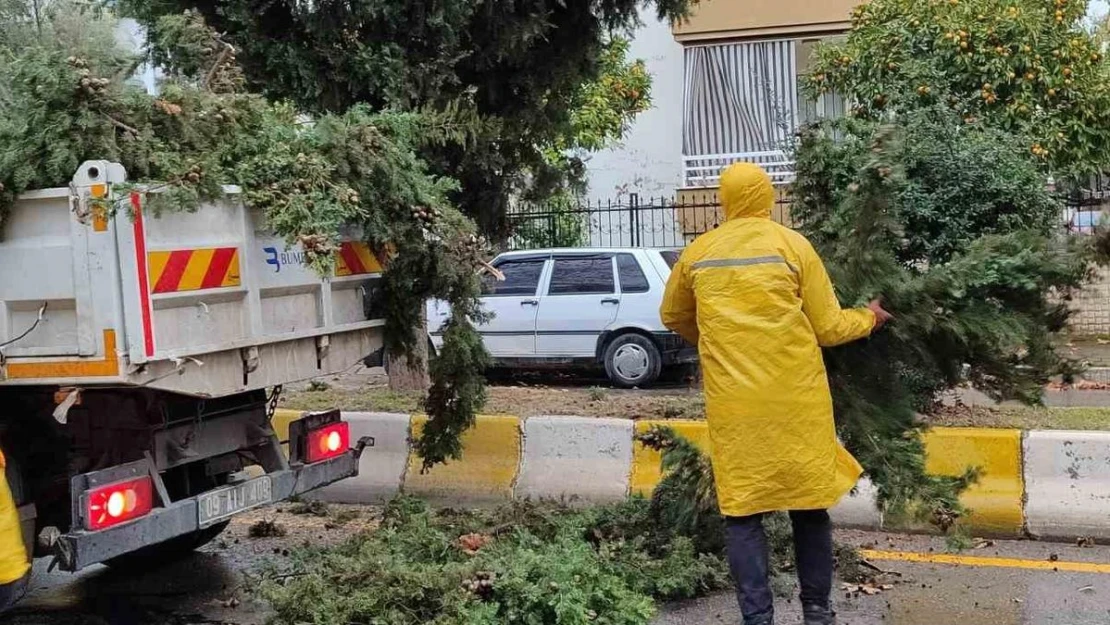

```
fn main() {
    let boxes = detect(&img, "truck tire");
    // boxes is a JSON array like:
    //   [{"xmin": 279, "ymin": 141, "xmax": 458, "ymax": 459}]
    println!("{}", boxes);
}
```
[
  {"xmin": 603, "ymin": 334, "xmax": 662, "ymax": 389},
  {"xmin": 103, "ymin": 520, "xmax": 230, "ymax": 569}
]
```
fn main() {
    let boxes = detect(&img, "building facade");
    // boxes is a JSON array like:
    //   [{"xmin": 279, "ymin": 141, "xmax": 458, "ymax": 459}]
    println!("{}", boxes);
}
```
[{"xmin": 674, "ymin": 0, "xmax": 855, "ymax": 193}]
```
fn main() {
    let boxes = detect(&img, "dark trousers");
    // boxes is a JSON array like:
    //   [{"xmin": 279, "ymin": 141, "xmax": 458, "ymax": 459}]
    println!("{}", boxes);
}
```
[
  {"xmin": 726, "ymin": 510, "xmax": 834, "ymax": 625},
  {"xmin": 0, "ymin": 573, "xmax": 28, "ymax": 613}
]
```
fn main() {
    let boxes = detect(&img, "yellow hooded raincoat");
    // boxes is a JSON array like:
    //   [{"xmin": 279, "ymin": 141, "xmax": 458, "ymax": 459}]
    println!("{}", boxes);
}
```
[
  {"xmin": 0, "ymin": 449, "xmax": 30, "ymax": 586},
  {"xmin": 661, "ymin": 163, "xmax": 875, "ymax": 518}
]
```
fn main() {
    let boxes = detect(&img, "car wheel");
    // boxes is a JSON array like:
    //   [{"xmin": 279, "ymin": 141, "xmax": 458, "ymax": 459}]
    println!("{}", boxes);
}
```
[{"xmin": 603, "ymin": 334, "xmax": 662, "ymax": 389}]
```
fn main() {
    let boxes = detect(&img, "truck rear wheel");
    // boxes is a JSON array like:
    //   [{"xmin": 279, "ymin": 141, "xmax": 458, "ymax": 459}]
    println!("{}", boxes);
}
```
[{"xmin": 103, "ymin": 520, "xmax": 230, "ymax": 569}]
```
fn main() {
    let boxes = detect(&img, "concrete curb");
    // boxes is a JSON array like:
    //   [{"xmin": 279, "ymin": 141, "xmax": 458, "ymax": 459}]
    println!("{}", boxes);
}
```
[
  {"xmin": 275, "ymin": 411, "xmax": 1110, "ymax": 539},
  {"xmin": 314, "ymin": 412, "xmax": 410, "ymax": 503},
  {"xmin": 517, "ymin": 416, "xmax": 634, "ymax": 502},
  {"xmin": 404, "ymin": 415, "xmax": 522, "ymax": 503},
  {"xmin": 1024, "ymin": 430, "xmax": 1110, "ymax": 540}
]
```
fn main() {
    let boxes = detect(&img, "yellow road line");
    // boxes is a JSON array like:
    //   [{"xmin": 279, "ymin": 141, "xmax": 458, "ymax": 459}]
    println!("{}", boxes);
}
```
[{"xmin": 860, "ymin": 549, "xmax": 1110, "ymax": 574}]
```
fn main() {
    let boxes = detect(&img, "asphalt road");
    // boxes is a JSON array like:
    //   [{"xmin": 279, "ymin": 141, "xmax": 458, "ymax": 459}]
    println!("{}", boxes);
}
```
[
  {"xmin": 657, "ymin": 531, "xmax": 1110, "ymax": 625},
  {"xmin": 5, "ymin": 515, "xmax": 1110, "ymax": 625}
]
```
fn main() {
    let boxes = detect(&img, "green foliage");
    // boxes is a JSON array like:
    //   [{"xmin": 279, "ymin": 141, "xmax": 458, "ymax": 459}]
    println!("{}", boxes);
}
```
[
  {"xmin": 0, "ymin": 6, "xmax": 490, "ymax": 468},
  {"xmin": 258, "ymin": 497, "xmax": 730, "ymax": 625},
  {"xmin": 559, "ymin": 37, "xmax": 652, "ymax": 154},
  {"xmin": 119, "ymin": 0, "xmax": 692, "ymax": 237},
  {"xmin": 113, "ymin": 0, "xmax": 684, "ymax": 466},
  {"xmin": 794, "ymin": 110, "xmax": 1090, "ymax": 522},
  {"xmin": 806, "ymin": 0, "xmax": 1110, "ymax": 178},
  {"xmin": 509, "ymin": 195, "xmax": 589, "ymax": 249},
  {"xmin": 637, "ymin": 426, "xmax": 723, "ymax": 555}
]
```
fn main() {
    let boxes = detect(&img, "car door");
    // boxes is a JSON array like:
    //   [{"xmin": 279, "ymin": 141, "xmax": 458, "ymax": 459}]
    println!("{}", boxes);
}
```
[
  {"xmin": 535, "ymin": 255, "xmax": 620, "ymax": 357},
  {"xmin": 474, "ymin": 256, "xmax": 548, "ymax": 358},
  {"xmin": 613, "ymin": 252, "xmax": 663, "ymax": 330}
]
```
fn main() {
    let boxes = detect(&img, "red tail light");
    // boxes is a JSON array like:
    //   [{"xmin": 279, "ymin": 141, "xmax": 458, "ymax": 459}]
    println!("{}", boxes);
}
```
[
  {"xmin": 86, "ymin": 477, "xmax": 154, "ymax": 531},
  {"xmin": 306, "ymin": 422, "xmax": 350, "ymax": 463}
]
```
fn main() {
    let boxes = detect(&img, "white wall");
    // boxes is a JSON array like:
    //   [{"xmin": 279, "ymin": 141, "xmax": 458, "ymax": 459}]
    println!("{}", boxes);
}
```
[{"xmin": 583, "ymin": 16, "xmax": 685, "ymax": 204}]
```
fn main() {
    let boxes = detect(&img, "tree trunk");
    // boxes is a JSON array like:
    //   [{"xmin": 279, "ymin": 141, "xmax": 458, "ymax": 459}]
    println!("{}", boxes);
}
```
[{"xmin": 387, "ymin": 317, "xmax": 429, "ymax": 392}]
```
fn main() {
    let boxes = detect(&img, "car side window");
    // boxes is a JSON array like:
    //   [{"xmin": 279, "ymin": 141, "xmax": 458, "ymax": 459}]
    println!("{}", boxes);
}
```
[
  {"xmin": 616, "ymin": 254, "xmax": 650, "ymax": 294},
  {"xmin": 548, "ymin": 257, "xmax": 615, "ymax": 295},
  {"xmin": 482, "ymin": 259, "xmax": 545, "ymax": 296},
  {"xmin": 659, "ymin": 250, "xmax": 680, "ymax": 268}
]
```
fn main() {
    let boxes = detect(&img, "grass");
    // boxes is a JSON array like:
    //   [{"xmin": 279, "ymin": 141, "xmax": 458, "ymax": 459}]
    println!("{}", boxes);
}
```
[
  {"xmin": 282, "ymin": 384, "xmax": 706, "ymax": 420},
  {"xmin": 282, "ymin": 387, "xmax": 424, "ymax": 414},
  {"xmin": 928, "ymin": 405, "xmax": 1110, "ymax": 431},
  {"xmin": 282, "ymin": 381, "xmax": 1110, "ymax": 431}
]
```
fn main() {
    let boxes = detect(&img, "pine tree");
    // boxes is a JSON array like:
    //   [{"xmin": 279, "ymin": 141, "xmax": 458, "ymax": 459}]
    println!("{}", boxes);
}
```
[
  {"xmin": 794, "ymin": 108, "xmax": 1089, "ymax": 524},
  {"xmin": 0, "ymin": 5, "xmax": 490, "ymax": 468}
]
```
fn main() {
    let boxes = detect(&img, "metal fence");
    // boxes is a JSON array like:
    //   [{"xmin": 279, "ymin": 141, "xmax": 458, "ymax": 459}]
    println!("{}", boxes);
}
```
[
  {"xmin": 505, "ymin": 187, "xmax": 1106, "ymax": 251},
  {"xmin": 1063, "ymin": 174, "xmax": 1110, "ymax": 235},
  {"xmin": 505, "ymin": 193, "xmax": 794, "ymax": 250}
]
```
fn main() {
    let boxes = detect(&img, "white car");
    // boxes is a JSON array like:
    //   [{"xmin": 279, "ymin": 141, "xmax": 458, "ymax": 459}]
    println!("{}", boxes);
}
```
[{"xmin": 427, "ymin": 248, "xmax": 697, "ymax": 388}]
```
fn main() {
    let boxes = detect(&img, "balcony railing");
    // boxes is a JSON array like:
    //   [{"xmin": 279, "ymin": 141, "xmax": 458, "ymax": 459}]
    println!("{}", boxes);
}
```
[{"xmin": 682, "ymin": 150, "xmax": 795, "ymax": 188}]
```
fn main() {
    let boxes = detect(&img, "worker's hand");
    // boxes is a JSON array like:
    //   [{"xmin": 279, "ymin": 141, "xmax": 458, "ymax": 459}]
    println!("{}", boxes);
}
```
[{"xmin": 867, "ymin": 299, "xmax": 893, "ymax": 330}]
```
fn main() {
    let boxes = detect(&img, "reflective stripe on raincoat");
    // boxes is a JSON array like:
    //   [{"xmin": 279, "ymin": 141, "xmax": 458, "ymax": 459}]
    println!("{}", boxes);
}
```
[
  {"xmin": 0, "ymin": 449, "xmax": 30, "ymax": 585},
  {"xmin": 660, "ymin": 163, "xmax": 875, "ymax": 518}
]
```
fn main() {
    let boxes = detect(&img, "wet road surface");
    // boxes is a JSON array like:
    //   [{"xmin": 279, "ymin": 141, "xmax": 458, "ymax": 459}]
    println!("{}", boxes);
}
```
[
  {"xmin": 6, "ymin": 516, "xmax": 1110, "ymax": 625},
  {"xmin": 657, "ymin": 531, "xmax": 1110, "ymax": 625},
  {"xmin": 6, "ymin": 505, "xmax": 375, "ymax": 625}
]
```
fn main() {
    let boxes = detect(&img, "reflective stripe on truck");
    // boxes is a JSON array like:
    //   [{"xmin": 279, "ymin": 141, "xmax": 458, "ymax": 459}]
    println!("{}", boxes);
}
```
[
  {"xmin": 3, "ymin": 330, "xmax": 120, "ymax": 379},
  {"xmin": 148, "ymin": 248, "xmax": 241, "ymax": 293},
  {"xmin": 130, "ymin": 192, "xmax": 156, "ymax": 359}
]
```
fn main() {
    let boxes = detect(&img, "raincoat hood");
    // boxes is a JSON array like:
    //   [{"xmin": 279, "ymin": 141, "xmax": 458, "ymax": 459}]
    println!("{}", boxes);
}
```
[{"xmin": 720, "ymin": 162, "xmax": 774, "ymax": 221}]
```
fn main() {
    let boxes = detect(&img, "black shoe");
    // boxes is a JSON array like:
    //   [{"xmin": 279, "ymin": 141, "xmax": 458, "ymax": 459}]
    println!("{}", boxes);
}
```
[{"xmin": 802, "ymin": 604, "xmax": 836, "ymax": 625}]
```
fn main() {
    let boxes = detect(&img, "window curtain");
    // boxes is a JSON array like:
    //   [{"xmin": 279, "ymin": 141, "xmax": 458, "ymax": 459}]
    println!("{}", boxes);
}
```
[{"xmin": 682, "ymin": 40, "xmax": 798, "ymax": 157}]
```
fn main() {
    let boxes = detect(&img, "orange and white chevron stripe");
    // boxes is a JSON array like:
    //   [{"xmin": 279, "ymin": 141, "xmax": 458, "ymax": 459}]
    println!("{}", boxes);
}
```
[
  {"xmin": 148, "ymin": 248, "xmax": 241, "ymax": 294},
  {"xmin": 335, "ymin": 242, "xmax": 384, "ymax": 277}
]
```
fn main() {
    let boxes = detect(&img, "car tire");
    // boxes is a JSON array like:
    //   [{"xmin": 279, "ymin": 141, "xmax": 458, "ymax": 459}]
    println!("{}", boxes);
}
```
[{"xmin": 603, "ymin": 333, "xmax": 662, "ymax": 389}]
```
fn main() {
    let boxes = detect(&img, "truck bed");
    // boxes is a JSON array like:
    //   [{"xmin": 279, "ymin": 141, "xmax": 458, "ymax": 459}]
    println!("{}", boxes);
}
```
[{"xmin": 0, "ymin": 161, "xmax": 385, "ymax": 396}]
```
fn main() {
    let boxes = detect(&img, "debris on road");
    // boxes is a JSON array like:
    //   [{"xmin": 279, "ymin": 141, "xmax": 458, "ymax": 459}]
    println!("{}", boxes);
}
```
[
  {"xmin": 456, "ymin": 533, "xmax": 493, "ymax": 555},
  {"xmin": 289, "ymin": 500, "xmax": 330, "ymax": 517},
  {"xmin": 841, "ymin": 582, "xmax": 895, "ymax": 596},
  {"xmin": 247, "ymin": 519, "xmax": 287, "ymax": 539}
]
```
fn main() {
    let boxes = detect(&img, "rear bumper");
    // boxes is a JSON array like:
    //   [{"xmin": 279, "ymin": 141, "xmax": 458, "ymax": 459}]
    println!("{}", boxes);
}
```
[
  {"xmin": 55, "ymin": 452, "xmax": 358, "ymax": 571},
  {"xmin": 655, "ymin": 332, "xmax": 698, "ymax": 365}
]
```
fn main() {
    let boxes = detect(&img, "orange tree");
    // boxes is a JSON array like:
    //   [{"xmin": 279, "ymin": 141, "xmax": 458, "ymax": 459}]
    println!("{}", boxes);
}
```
[{"xmin": 806, "ymin": 0, "xmax": 1110, "ymax": 179}]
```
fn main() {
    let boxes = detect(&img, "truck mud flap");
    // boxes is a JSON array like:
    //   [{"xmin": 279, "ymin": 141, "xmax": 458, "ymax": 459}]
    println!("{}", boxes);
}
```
[{"xmin": 54, "ymin": 451, "xmax": 359, "ymax": 571}]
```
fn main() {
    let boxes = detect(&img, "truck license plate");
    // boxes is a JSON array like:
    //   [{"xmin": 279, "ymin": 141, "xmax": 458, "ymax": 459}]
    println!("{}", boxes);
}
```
[{"xmin": 197, "ymin": 476, "xmax": 273, "ymax": 527}]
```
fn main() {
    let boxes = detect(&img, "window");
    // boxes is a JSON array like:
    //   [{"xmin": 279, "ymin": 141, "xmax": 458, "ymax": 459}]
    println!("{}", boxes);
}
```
[
  {"xmin": 659, "ymin": 250, "xmax": 680, "ymax": 269},
  {"xmin": 617, "ymin": 254, "xmax": 650, "ymax": 293},
  {"xmin": 682, "ymin": 39, "xmax": 799, "ymax": 186},
  {"xmin": 548, "ymin": 257, "xmax": 615, "ymax": 295},
  {"xmin": 482, "ymin": 259, "xmax": 545, "ymax": 296}
]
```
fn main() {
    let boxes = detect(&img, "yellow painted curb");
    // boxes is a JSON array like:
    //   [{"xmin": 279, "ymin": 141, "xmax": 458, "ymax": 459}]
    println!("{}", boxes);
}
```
[
  {"xmin": 861, "ymin": 549, "xmax": 1110, "ymax": 574},
  {"xmin": 271, "ymin": 409, "xmax": 303, "ymax": 455},
  {"xmin": 404, "ymin": 415, "xmax": 521, "ymax": 502},
  {"xmin": 923, "ymin": 427, "xmax": 1024, "ymax": 535},
  {"xmin": 629, "ymin": 420, "xmax": 711, "ymax": 497}
]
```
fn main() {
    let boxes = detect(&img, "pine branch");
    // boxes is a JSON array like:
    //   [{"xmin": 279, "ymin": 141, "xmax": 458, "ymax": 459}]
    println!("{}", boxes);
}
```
[{"xmin": 202, "ymin": 42, "xmax": 232, "ymax": 91}]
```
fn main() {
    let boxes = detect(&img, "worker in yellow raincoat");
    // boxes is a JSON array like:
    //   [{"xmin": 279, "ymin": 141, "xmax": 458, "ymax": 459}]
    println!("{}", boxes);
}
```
[
  {"xmin": 661, "ymin": 163, "xmax": 891, "ymax": 625},
  {"xmin": 0, "ymin": 446, "xmax": 30, "ymax": 612}
]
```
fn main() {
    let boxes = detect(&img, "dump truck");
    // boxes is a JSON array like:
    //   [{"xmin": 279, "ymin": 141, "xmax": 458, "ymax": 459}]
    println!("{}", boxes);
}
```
[{"xmin": 0, "ymin": 162, "xmax": 385, "ymax": 571}]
